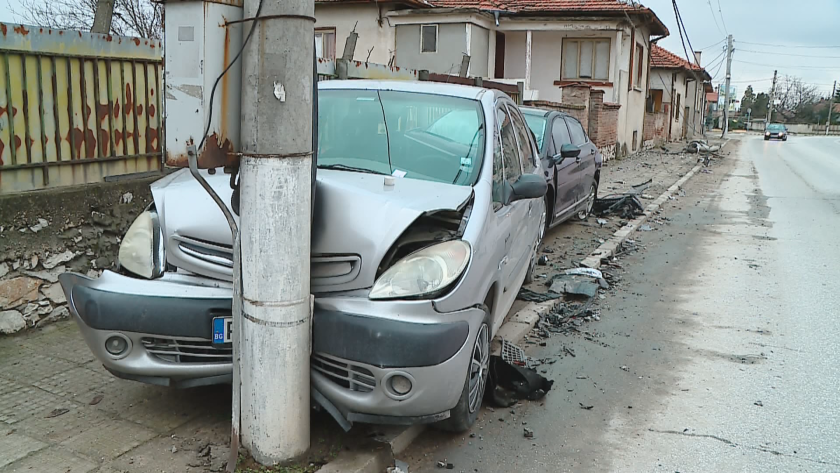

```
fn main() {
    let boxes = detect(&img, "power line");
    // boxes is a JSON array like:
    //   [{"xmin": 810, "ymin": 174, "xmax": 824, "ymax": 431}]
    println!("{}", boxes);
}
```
[
  {"xmin": 704, "ymin": 49, "xmax": 727, "ymax": 68},
  {"xmin": 716, "ymin": 0, "xmax": 729, "ymax": 34},
  {"xmin": 737, "ymin": 49, "xmax": 840, "ymax": 59},
  {"xmin": 672, "ymin": 0, "xmax": 700, "ymax": 67},
  {"xmin": 734, "ymin": 59, "xmax": 840, "ymax": 70},
  {"xmin": 739, "ymin": 41, "xmax": 840, "ymax": 49},
  {"xmin": 707, "ymin": 0, "xmax": 724, "ymax": 35},
  {"xmin": 699, "ymin": 38, "xmax": 726, "ymax": 50}
]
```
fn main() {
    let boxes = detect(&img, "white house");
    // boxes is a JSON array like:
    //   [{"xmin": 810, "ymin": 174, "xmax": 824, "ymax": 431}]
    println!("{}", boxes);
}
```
[
  {"xmin": 648, "ymin": 44, "xmax": 711, "ymax": 142},
  {"xmin": 314, "ymin": 0, "xmax": 670, "ymax": 156}
]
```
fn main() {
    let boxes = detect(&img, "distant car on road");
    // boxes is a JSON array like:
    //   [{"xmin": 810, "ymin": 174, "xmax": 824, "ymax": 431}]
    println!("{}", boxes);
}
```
[
  {"xmin": 765, "ymin": 124, "xmax": 788, "ymax": 141},
  {"xmin": 520, "ymin": 107, "xmax": 602, "ymax": 233}
]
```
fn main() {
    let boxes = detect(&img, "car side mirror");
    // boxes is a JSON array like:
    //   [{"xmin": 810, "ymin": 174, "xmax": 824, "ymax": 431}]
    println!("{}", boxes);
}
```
[
  {"xmin": 507, "ymin": 174, "xmax": 548, "ymax": 203},
  {"xmin": 551, "ymin": 144, "xmax": 581, "ymax": 163}
]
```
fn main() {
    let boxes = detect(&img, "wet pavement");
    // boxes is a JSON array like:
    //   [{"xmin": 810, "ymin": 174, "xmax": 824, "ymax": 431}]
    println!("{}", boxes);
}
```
[{"xmin": 401, "ymin": 135, "xmax": 840, "ymax": 472}]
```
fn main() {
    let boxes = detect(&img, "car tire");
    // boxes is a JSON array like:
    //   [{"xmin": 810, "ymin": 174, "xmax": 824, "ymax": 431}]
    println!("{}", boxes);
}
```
[
  {"xmin": 577, "ymin": 183, "xmax": 597, "ymax": 221},
  {"xmin": 543, "ymin": 194, "xmax": 553, "ymax": 237},
  {"xmin": 434, "ymin": 319, "xmax": 490, "ymax": 433},
  {"xmin": 764, "ymin": 137, "xmax": 770, "ymax": 141}
]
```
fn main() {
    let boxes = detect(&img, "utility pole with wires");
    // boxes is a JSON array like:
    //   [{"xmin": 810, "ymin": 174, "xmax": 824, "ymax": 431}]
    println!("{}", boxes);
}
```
[
  {"xmin": 827, "ymin": 80, "xmax": 837, "ymax": 135},
  {"xmin": 237, "ymin": 0, "xmax": 314, "ymax": 465},
  {"xmin": 721, "ymin": 34, "xmax": 733, "ymax": 137},
  {"xmin": 768, "ymin": 70, "xmax": 778, "ymax": 128}
]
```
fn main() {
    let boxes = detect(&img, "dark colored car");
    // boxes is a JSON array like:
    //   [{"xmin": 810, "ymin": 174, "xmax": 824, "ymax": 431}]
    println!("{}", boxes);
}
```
[
  {"xmin": 521, "ymin": 107, "xmax": 602, "ymax": 232},
  {"xmin": 765, "ymin": 124, "xmax": 788, "ymax": 141}
]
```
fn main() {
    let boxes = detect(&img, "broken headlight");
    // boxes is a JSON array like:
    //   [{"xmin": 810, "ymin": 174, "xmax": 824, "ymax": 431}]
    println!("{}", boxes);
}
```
[
  {"xmin": 369, "ymin": 240, "xmax": 471, "ymax": 300},
  {"xmin": 118, "ymin": 209, "xmax": 165, "ymax": 279}
]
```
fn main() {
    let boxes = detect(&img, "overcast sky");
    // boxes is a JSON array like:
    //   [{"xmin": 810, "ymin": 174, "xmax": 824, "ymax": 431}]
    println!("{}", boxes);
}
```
[
  {"xmin": 1, "ymin": 0, "xmax": 838, "ymax": 98},
  {"xmin": 643, "ymin": 0, "xmax": 840, "ymax": 98}
]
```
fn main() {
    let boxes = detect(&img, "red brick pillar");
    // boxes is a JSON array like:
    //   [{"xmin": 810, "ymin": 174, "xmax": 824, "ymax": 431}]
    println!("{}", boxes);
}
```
[
  {"xmin": 561, "ymin": 84, "xmax": 590, "ymax": 130},
  {"xmin": 588, "ymin": 90, "xmax": 605, "ymax": 144}
]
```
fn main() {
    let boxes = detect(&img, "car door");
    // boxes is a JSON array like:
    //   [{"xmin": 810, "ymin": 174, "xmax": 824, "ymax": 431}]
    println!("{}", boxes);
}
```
[
  {"xmin": 495, "ymin": 102, "xmax": 528, "ymax": 294},
  {"xmin": 564, "ymin": 117, "xmax": 596, "ymax": 203},
  {"xmin": 549, "ymin": 117, "xmax": 578, "ymax": 221}
]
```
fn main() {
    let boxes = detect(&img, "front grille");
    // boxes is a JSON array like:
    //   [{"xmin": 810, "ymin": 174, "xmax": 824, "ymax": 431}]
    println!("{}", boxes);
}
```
[
  {"xmin": 312, "ymin": 353, "xmax": 376, "ymax": 393},
  {"xmin": 141, "ymin": 337, "xmax": 232, "ymax": 364}
]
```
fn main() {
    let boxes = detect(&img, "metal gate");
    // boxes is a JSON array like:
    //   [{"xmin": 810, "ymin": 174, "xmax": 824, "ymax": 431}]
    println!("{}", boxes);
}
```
[{"xmin": 0, "ymin": 23, "xmax": 163, "ymax": 194}]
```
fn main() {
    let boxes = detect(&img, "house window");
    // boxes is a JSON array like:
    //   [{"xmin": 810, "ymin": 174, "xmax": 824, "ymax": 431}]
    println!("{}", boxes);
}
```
[
  {"xmin": 421, "ymin": 25, "xmax": 438, "ymax": 53},
  {"xmin": 675, "ymin": 94, "xmax": 682, "ymax": 121},
  {"xmin": 562, "ymin": 39, "xmax": 610, "ymax": 81},
  {"xmin": 634, "ymin": 44, "xmax": 644, "ymax": 89},
  {"xmin": 315, "ymin": 28, "xmax": 336, "ymax": 59},
  {"xmin": 649, "ymin": 89, "xmax": 664, "ymax": 113}
]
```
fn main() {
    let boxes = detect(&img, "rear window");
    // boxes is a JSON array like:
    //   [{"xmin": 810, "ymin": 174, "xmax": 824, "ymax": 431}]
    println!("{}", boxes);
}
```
[
  {"xmin": 318, "ymin": 89, "xmax": 486, "ymax": 186},
  {"xmin": 523, "ymin": 114, "xmax": 547, "ymax": 152}
]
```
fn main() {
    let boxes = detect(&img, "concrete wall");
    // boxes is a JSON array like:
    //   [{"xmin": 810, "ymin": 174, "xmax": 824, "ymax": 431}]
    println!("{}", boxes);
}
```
[
  {"xmin": 469, "ymin": 25, "xmax": 490, "ymax": 77},
  {"xmin": 503, "ymin": 31, "xmax": 527, "ymax": 80},
  {"xmin": 395, "ymin": 23, "xmax": 468, "ymax": 74},
  {"xmin": 315, "ymin": 4, "xmax": 395, "ymax": 65}
]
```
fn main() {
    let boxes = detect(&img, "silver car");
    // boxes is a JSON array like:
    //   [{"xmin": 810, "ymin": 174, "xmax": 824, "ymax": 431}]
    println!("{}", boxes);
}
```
[{"xmin": 60, "ymin": 80, "xmax": 546, "ymax": 431}]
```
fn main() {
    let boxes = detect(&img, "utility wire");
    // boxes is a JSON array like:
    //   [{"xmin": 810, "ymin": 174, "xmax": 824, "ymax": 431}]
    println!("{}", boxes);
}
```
[
  {"xmin": 716, "ymin": 0, "xmax": 729, "ymax": 34},
  {"xmin": 734, "ymin": 59, "xmax": 840, "ymax": 70},
  {"xmin": 707, "ymin": 0, "xmax": 724, "ymax": 35},
  {"xmin": 737, "ymin": 49, "xmax": 840, "ymax": 59},
  {"xmin": 739, "ymin": 41, "xmax": 840, "ymax": 49},
  {"xmin": 698, "ymin": 38, "xmax": 726, "ymax": 50}
]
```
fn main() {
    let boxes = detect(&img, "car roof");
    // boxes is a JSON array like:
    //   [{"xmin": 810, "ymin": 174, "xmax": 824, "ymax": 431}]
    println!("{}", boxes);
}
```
[
  {"xmin": 318, "ymin": 79, "xmax": 494, "ymax": 101},
  {"xmin": 520, "ymin": 106, "xmax": 569, "ymax": 119}
]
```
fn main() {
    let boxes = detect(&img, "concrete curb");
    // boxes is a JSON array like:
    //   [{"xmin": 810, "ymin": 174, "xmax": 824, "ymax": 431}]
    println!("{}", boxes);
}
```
[
  {"xmin": 317, "ymin": 140, "xmax": 730, "ymax": 472},
  {"xmin": 580, "ymin": 139, "xmax": 729, "ymax": 269}
]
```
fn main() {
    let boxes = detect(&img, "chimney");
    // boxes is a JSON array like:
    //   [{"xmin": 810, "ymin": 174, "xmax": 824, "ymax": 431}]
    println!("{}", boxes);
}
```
[{"xmin": 693, "ymin": 51, "xmax": 702, "ymax": 66}]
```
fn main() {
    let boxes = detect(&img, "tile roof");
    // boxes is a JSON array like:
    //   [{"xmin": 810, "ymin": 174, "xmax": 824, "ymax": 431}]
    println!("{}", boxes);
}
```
[
  {"xmin": 650, "ymin": 44, "xmax": 703, "ymax": 71},
  {"xmin": 318, "ymin": 0, "xmax": 668, "ymax": 35}
]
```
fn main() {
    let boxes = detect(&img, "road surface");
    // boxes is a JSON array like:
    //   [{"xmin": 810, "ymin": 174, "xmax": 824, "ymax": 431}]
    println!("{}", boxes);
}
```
[{"xmin": 402, "ymin": 135, "xmax": 840, "ymax": 472}]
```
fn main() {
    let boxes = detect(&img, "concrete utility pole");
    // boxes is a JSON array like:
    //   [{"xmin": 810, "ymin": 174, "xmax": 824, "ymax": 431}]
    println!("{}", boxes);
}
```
[
  {"xmin": 768, "ymin": 70, "xmax": 778, "ymax": 127},
  {"xmin": 238, "ymin": 0, "xmax": 314, "ymax": 465},
  {"xmin": 90, "ymin": 0, "xmax": 115, "ymax": 34},
  {"xmin": 721, "ymin": 34, "xmax": 733, "ymax": 137},
  {"xmin": 827, "ymin": 80, "xmax": 837, "ymax": 135}
]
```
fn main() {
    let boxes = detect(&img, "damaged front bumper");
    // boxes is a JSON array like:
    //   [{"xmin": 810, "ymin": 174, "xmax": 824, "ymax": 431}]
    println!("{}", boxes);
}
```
[{"xmin": 61, "ymin": 271, "xmax": 483, "ymax": 424}]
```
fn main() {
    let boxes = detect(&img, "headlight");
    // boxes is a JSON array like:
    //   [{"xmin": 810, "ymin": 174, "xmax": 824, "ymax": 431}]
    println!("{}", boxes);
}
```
[
  {"xmin": 369, "ymin": 240, "xmax": 471, "ymax": 300},
  {"xmin": 765, "ymin": 132, "xmax": 770, "ymax": 136},
  {"xmin": 118, "ymin": 209, "xmax": 164, "ymax": 279}
]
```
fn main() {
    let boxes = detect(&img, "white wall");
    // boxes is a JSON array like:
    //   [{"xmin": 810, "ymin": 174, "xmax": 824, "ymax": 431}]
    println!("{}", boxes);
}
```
[
  {"xmin": 469, "ymin": 25, "xmax": 490, "ymax": 77},
  {"xmin": 315, "ymin": 4, "xmax": 395, "ymax": 65},
  {"xmin": 395, "ymin": 23, "xmax": 468, "ymax": 74},
  {"xmin": 503, "ymin": 31, "xmax": 526, "ymax": 79}
]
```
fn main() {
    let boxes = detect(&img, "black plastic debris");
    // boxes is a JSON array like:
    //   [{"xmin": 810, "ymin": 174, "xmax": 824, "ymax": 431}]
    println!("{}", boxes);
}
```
[
  {"xmin": 485, "ymin": 355, "xmax": 554, "ymax": 407},
  {"xmin": 593, "ymin": 194, "xmax": 645, "ymax": 218},
  {"xmin": 517, "ymin": 288, "xmax": 562, "ymax": 302},
  {"xmin": 537, "ymin": 255, "xmax": 549, "ymax": 266}
]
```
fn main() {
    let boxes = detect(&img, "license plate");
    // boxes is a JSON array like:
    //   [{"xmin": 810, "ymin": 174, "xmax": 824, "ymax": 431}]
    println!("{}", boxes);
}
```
[{"xmin": 212, "ymin": 317, "xmax": 233, "ymax": 344}]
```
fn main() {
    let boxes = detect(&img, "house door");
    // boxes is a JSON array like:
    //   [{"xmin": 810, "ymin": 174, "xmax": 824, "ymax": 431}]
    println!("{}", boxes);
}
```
[
  {"xmin": 683, "ymin": 107, "xmax": 690, "ymax": 138},
  {"xmin": 495, "ymin": 33, "xmax": 506, "ymax": 78}
]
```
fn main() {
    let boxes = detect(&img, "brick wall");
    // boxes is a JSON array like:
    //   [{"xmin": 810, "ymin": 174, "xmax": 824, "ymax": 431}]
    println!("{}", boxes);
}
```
[
  {"xmin": 643, "ymin": 112, "xmax": 668, "ymax": 146},
  {"xmin": 523, "ymin": 100, "xmax": 588, "ymax": 130}
]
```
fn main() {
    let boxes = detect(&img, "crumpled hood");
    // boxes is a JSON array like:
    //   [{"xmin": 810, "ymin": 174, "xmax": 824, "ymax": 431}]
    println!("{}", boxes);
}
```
[{"xmin": 151, "ymin": 169, "xmax": 472, "ymax": 291}]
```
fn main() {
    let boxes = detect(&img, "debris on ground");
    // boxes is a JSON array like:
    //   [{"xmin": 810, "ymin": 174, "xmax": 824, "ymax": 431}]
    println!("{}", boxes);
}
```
[
  {"xmin": 549, "ymin": 276, "xmax": 600, "ymax": 298},
  {"xmin": 523, "ymin": 428, "xmax": 534, "ymax": 438},
  {"xmin": 486, "ymin": 355, "xmax": 554, "ymax": 407},
  {"xmin": 563, "ymin": 268, "xmax": 603, "ymax": 278},
  {"xmin": 436, "ymin": 460, "xmax": 454, "ymax": 469},
  {"xmin": 639, "ymin": 224, "xmax": 653, "ymax": 232},
  {"xmin": 593, "ymin": 193, "xmax": 646, "ymax": 219},
  {"xmin": 537, "ymin": 255, "xmax": 549, "ymax": 265},
  {"xmin": 517, "ymin": 288, "xmax": 562, "ymax": 302},
  {"xmin": 686, "ymin": 139, "xmax": 721, "ymax": 154},
  {"xmin": 579, "ymin": 403, "xmax": 594, "ymax": 410}
]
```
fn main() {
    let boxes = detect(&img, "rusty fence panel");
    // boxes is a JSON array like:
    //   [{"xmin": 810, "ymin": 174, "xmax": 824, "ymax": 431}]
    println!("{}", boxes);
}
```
[{"xmin": 0, "ymin": 23, "xmax": 162, "ymax": 194}]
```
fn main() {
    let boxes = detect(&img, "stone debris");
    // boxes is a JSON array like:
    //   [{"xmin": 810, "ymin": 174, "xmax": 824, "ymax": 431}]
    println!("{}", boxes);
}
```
[
  {"xmin": 23, "ymin": 265, "xmax": 65, "ymax": 284},
  {"xmin": 43, "ymin": 250, "xmax": 76, "ymax": 269},
  {"xmin": 0, "ymin": 310, "xmax": 26, "ymax": 334},
  {"xmin": 121, "ymin": 192, "xmax": 134, "ymax": 204},
  {"xmin": 0, "ymin": 277, "xmax": 43, "ymax": 310},
  {"xmin": 41, "ymin": 284, "xmax": 67, "ymax": 305},
  {"xmin": 29, "ymin": 218, "xmax": 49, "ymax": 233},
  {"xmin": 0, "ymin": 263, "xmax": 8, "ymax": 279}
]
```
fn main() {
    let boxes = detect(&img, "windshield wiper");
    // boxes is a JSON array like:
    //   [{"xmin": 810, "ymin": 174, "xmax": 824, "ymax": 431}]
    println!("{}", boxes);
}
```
[
  {"xmin": 452, "ymin": 123, "xmax": 484, "ymax": 184},
  {"xmin": 318, "ymin": 164, "xmax": 389, "ymax": 176}
]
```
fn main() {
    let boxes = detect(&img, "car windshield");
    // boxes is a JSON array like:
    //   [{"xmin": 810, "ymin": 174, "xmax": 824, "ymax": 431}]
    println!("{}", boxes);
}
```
[
  {"xmin": 318, "ymin": 89, "xmax": 486, "ymax": 186},
  {"xmin": 522, "ymin": 113, "xmax": 547, "ymax": 152},
  {"xmin": 768, "ymin": 124, "xmax": 785, "ymax": 131}
]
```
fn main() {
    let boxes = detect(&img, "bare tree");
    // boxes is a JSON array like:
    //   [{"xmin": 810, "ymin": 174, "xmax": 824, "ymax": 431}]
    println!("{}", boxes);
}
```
[
  {"xmin": 14, "ymin": 0, "xmax": 161, "ymax": 39},
  {"xmin": 774, "ymin": 75, "xmax": 820, "ymax": 115}
]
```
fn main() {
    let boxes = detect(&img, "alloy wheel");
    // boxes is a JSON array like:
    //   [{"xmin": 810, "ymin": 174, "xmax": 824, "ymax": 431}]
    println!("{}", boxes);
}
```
[
  {"xmin": 578, "ymin": 184, "xmax": 596, "ymax": 220},
  {"xmin": 468, "ymin": 324, "xmax": 490, "ymax": 413}
]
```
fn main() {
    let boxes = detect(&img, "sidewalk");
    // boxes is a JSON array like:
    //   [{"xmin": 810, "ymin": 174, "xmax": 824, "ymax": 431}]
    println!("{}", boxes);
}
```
[{"xmin": 0, "ymin": 141, "xmax": 729, "ymax": 473}]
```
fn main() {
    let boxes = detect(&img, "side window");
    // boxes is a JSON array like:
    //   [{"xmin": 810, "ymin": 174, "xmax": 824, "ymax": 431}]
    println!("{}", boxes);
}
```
[
  {"xmin": 492, "ymin": 112, "xmax": 505, "ymax": 209},
  {"xmin": 497, "ymin": 106, "xmax": 522, "ymax": 187},
  {"xmin": 565, "ymin": 118, "xmax": 587, "ymax": 146},
  {"xmin": 551, "ymin": 118, "xmax": 572, "ymax": 152},
  {"xmin": 506, "ymin": 105, "xmax": 537, "ymax": 174}
]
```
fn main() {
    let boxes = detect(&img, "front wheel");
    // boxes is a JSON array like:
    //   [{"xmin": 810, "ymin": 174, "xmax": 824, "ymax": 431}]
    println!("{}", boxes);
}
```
[
  {"xmin": 434, "ymin": 321, "xmax": 490, "ymax": 432},
  {"xmin": 577, "ymin": 183, "xmax": 597, "ymax": 220}
]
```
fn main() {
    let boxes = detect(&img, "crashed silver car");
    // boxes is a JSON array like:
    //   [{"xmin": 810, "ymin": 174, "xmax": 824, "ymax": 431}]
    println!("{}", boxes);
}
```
[{"xmin": 60, "ymin": 80, "xmax": 546, "ymax": 431}]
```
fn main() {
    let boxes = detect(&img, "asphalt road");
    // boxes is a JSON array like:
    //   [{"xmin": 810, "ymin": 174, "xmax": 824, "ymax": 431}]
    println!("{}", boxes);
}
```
[{"xmin": 402, "ymin": 135, "xmax": 840, "ymax": 472}]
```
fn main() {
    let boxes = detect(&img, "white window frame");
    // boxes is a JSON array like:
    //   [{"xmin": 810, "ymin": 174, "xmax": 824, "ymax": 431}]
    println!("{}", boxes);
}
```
[
  {"xmin": 634, "ymin": 43, "xmax": 644, "ymax": 91},
  {"xmin": 420, "ymin": 24, "xmax": 438, "ymax": 54},
  {"xmin": 314, "ymin": 28, "xmax": 336, "ymax": 60},
  {"xmin": 561, "ymin": 38, "xmax": 611, "ymax": 81}
]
